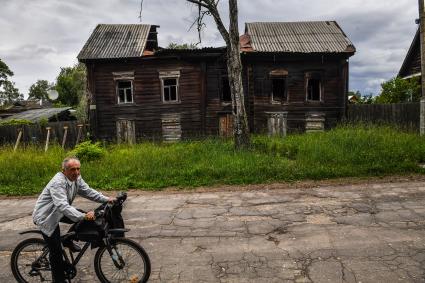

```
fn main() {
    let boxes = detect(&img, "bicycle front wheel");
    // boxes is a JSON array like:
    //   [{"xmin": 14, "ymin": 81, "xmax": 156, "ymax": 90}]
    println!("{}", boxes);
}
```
[
  {"xmin": 10, "ymin": 237, "xmax": 52, "ymax": 283},
  {"xmin": 94, "ymin": 238, "xmax": 151, "ymax": 283}
]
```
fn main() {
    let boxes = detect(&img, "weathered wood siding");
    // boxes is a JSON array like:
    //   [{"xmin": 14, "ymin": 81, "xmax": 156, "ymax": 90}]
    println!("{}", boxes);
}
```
[
  {"xmin": 243, "ymin": 54, "xmax": 348, "ymax": 133},
  {"xmin": 85, "ymin": 52, "xmax": 351, "ymax": 140},
  {"xmin": 347, "ymin": 103, "xmax": 419, "ymax": 131},
  {"xmin": 86, "ymin": 58, "xmax": 204, "ymax": 140}
]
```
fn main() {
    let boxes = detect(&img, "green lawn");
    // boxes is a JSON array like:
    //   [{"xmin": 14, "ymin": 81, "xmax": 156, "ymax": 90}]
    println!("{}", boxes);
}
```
[{"xmin": 1, "ymin": 125, "xmax": 424, "ymax": 196}]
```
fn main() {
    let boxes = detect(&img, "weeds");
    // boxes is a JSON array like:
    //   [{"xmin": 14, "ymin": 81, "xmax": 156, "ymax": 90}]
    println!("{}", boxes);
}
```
[{"xmin": 1, "ymin": 125, "xmax": 424, "ymax": 195}]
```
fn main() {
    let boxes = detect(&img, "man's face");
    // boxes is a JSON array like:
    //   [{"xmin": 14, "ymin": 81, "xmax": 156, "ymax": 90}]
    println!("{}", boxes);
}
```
[{"xmin": 63, "ymin": 159, "xmax": 81, "ymax": 182}]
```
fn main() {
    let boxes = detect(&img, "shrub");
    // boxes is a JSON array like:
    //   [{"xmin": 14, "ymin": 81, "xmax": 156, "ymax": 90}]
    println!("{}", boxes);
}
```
[
  {"xmin": 0, "ymin": 119, "xmax": 33, "ymax": 126},
  {"xmin": 69, "ymin": 141, "xmax": 105, "ymax": 161}
]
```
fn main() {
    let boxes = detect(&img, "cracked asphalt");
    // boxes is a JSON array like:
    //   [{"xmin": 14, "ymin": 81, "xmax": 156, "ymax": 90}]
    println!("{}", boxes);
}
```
[{"xmin": 0, "ymin": 180, "xmax": 425, "ymax": 282}]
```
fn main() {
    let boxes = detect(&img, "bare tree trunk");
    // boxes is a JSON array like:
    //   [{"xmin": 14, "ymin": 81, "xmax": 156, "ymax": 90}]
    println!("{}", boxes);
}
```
[
  {"xmin": 142, "ymin": 0, "xmax": 250, "ymax": 148},
  {"xmin": 227, "ymin": 0, "xmax": 249, "ymax": 148}
]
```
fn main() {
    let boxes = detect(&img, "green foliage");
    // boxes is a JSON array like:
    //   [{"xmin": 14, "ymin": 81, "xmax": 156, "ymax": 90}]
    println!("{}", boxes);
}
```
[
  {"xmin": 56, "ymin": 63, "xmax": 87, "ymax": 106},
  {"xmin": 0, "ymin": 58, "xmax": 22, "ymax": 106},
  {"xmin": 376, "ymin": 76, "xmax": 421, "ymax": 104},
  {"xmin": 28, "ymin": 80, "xmax": 54, "ymax": 100},
  {"xmin": 0, "ymin": 58, "xmax": 13, "ymax": 86},
  {"xmin": 38, "ymin": 118, "xmax": 49, "ymax": 128},
  {"xmin": 1, "ymin": 126, "xmax": 425, "ymax": 195},
  {"xmin": 68, "ymin": 141, "xmax": 106, "ymax": 161},
  {"xmin": 0, "ymin": 78, "xmax": 22, "ymax": 106},
  {"xmin": 0, "ymin": 119, "xmax": 33, "ymax": 126},
  {"xmin": 167, "ymin": 42, "xmax": 199, "ymax": 49}
]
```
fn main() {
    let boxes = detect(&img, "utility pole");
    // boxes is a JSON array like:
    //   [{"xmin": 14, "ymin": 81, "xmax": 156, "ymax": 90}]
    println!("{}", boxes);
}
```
[{"xmin": 419, "ymin": 0, "xmax": 425, "ymax": 135}]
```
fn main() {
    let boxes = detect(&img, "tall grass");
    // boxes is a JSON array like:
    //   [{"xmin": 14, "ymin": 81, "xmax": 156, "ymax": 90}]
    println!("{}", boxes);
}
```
[{"xmin": 1, "ymin": 125, "xmax": 424, "ymax": 195}]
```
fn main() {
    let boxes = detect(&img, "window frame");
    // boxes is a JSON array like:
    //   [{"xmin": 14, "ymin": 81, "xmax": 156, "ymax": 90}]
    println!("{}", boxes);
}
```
[
  {"xmin": 220, "ymin": 75, "xmax": 232, "ymax": 104},
  {"xmin": 305, "ymin": 71, "xmax": 323, "ymax": 102},
  {"xmin": 270, "ymin": 76, "xmax": 288, "ymax": 104},
  {"xmin": 159, "ymin": 70, "xmax": 180, "ymax": 104},
  {"xmin": 116, "ymin": 80, "xmax": 134, "ymax": 105}
]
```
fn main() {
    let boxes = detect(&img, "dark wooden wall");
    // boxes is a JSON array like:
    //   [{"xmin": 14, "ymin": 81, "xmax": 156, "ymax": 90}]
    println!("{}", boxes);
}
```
[
  {"xmin": 86, "ymin": 58, "xmax": 205, "ymax": 141},
  {"xmin": 243, "ymin": 54, "xmax": 349, "ymax": 132},
  {"xmin": 85, "ymin": 52, "xmax": 351, "ymax": 140}
]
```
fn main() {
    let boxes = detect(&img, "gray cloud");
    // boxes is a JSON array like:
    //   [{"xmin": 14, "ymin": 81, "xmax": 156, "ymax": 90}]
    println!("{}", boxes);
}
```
[{"xmin": 0, "ymin": 0, "xmax": 418, "ymax": 96}]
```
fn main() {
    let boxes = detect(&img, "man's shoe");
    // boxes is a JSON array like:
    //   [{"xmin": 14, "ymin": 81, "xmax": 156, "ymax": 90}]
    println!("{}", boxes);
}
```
[{"xmin": 62, "ymin": 240, "xmax": 81, "ymax": 253}]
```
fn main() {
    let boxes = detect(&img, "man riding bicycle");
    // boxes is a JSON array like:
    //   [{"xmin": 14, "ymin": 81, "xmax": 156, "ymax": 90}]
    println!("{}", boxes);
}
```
[{"xmin": 32, "ymin": 156, "xmax": 115, "ymax": 283}]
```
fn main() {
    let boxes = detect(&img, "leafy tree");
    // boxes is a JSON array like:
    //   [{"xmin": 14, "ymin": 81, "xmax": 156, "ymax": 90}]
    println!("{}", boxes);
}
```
[
  {"xmin": 0, "ymin": 58, "xmax": 13, "ymax": 87},
  {"xmin": 28, "ymin": 80, "xmax": 54, "ymax": 100},
  {"xmin": 0, "ymin": 80, "xmax": 23, "ymax": 105},
  {"xmin": 375, "ymin": 76, "xmax": 421, "ymax": 104},
  {"xmin": 0, "ymin": 58, "xmax": 22, "ymax": 106},
  {"xmin": 56, "ymin": 63, "xmax": 87, "ymax": 106},
  {"xmin": 167, "ymin": 42, "xmax": 199, "ymax": 49}
]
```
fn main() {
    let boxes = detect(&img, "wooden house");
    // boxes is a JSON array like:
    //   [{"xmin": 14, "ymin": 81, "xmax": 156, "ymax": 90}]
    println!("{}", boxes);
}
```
[{"xmin": 78, "ymin": 22, "xmax": 355, "ymax": 142}]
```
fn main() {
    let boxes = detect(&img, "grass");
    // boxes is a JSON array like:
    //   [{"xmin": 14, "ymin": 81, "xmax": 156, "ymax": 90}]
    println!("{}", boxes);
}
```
[{"xmin": 1, "ymin": 125, "xmax": 424, "ymax": 196}]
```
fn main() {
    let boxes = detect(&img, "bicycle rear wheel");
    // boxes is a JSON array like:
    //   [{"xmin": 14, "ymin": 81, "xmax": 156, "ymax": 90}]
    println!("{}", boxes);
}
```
[
  {"xmin": 11, "ymin": 237, "xmax": 52, "ymax": 283},
  {"xmin": 94, "ymin": 238, "xmax": 151, "ymax": 283}
]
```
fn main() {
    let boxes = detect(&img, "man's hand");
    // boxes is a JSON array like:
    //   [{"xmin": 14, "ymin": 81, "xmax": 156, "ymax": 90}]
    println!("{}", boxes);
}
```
[
  {"xmin": 108, "ymin": 197, "xmax": 117, "ymax": 204},
  {"xmin": 84, "ymin": 211, "xmax": 95, "ymax": 221}
]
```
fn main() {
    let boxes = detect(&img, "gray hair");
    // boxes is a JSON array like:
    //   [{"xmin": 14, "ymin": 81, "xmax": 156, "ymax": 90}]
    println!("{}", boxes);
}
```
[{"xmin": 62, "ymin": 156, "xmax": 80, "ymax": 170}]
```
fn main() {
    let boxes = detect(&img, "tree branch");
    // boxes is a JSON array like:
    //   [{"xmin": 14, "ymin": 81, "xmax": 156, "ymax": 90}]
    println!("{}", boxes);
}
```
[{"xmin": 186, "ymin": 0, "xmax": 209, "ymax": 9}]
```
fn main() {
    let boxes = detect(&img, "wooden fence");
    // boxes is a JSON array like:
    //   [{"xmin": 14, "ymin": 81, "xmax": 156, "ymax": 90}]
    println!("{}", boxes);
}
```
[
  {"xmin": 0, "ymin": 121, "xmax": 88, "ymax": 148},
  {"xmin": 346, "ymin": 103, "xmax": 420, "ymax": 131}
]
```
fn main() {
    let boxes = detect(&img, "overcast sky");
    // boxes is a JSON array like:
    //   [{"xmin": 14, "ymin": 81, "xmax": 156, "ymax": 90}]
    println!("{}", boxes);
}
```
[{"xmin": 0, "ymin": 0, "xmax": 418, "ymax": 97}]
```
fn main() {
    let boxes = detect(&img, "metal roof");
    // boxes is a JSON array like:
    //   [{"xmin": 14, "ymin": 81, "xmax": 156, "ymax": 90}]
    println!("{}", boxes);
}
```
[
  {"xmin": 245, "ymin": 21, "xmax": 355, "ymax": 54},
  {"xmin": 77, "ymin": 24, "xmax": 152, "ymax": 60},
  {"xmin": 1, "ymin": 107, "xmax": 72, "ymax": 123}
]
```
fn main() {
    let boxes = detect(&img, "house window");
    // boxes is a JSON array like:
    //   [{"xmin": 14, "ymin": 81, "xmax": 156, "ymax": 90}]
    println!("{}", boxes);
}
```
[
  {"xmin": 117, "ymin": 81, "xmax": 133, "ymax": 104},
  {"xmin": 163, "ymin": 78, "xmax": 178, "ymax": 102},
  {"xmin": 269, "ymin": 69, "xmax": 288, "ymax": 103},
  {"xmin": 159, "ymin": 70, "xmax": 180, "ymax": 103},
  {"xmin": 271, "ymin": 77, "xmax": 286, "ymax": 103},
  {"xmin": 221, "ymin": 77, "xmax": 232, "ymax": 103},
  {"xmin": 306, "ymin": 72, "xmax": 322, "ymax": 101}
]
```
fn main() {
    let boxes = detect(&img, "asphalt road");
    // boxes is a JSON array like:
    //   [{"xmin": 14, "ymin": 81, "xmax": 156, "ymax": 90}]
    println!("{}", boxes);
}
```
[{"xmin": 1, "ymin": 180, "xmax": 425, "ymax": 282}]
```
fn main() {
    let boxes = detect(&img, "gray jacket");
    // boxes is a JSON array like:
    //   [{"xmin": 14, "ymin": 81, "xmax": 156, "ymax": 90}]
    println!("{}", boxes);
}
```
[{"xmin": 32, "ymin": 172, "xmax": 108, "ymax": 236}]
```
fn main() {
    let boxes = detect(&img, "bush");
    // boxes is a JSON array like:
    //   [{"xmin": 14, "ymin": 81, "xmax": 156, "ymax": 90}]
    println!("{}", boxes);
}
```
[{"xmin": 69, "ymin": 141, "xmax": 105, "ymax": 161}]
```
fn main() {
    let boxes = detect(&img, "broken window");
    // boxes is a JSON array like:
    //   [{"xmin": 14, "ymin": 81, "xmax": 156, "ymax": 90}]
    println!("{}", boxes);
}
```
[
  {"xmin": 306, "ymin": 72, "xmax": 322, "ymax": 101},
  {"xmin": 221, "ymin": 76, "xmax": 232, "ymax": 103},
  {"xmin": 271, "ymin": 77, "xmax": 286, "ymax": 103},
  {"xmin": 117, "ymin": 81, "xmax": 133, "ymax": 104},
  {"xmin": 269, "ymin": 69, "xmax": 288, "ymax": 103},
  {"xmin": 159, "ymin": 71, "xmax": 180, "ymax": 103}
]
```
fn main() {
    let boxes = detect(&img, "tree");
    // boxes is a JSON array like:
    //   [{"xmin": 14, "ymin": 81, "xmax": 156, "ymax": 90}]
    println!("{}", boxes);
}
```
[
  {"xmin": 142, "ymin": 0, "xmax": 250, "ymax": 148},
  {"xmin": 375, "ymin": 76, "xmax": 421, "ymax": 104},
  {"xmin": 0, "ymin": 58, "xmax": 13, "ymax": 87},
  {"xmin": 0, "ymin": 80, "xmax": 23, "ymax": 105},
  {"xmin": 56, "ymin": 63, "xmax": 87, "ymax": 106},
  {"xmin": 0, "ymin": 58, "xmax": 22, "ymax": 106},
  {"xmin": 28, "ymin": 80, "xmax": 53, "ymax": 100}
]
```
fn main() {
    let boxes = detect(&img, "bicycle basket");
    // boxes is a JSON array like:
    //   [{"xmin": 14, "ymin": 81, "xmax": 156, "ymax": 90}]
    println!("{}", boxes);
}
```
[{"xmin": 75, "ymin": 217, "xmax": 105, "ymax": 242}]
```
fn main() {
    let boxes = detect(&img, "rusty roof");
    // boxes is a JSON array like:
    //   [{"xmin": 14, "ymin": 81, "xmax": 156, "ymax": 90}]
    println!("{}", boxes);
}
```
[
  {"xmin": 77, "ymin": 24, "xmax": 153, "ymax": 60},
  {"xmin": 245, "ymin": 21, "xmax": 355, "ymax": 54}
]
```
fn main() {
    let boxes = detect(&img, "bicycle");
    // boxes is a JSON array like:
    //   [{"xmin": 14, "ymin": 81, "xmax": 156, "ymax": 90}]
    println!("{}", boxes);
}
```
[{"xmin": 10, "ymin": 192, "xmax": 151, "ymax": 283}]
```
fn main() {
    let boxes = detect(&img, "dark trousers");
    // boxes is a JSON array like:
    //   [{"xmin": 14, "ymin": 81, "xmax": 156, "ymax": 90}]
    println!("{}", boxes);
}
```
[
  {"xmin": 41, "ymin": 211, "xmax": 85, "ymax": 283},
  {"xmin": 42, "ymin": 226, "xmax": 66, "ymax": 283}
]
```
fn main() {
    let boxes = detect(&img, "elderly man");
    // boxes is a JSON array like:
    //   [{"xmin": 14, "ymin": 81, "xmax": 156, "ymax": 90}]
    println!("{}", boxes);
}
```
[{"xmin": 33, "ymin": 156, "xmax": 115, "ymax": 283}]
